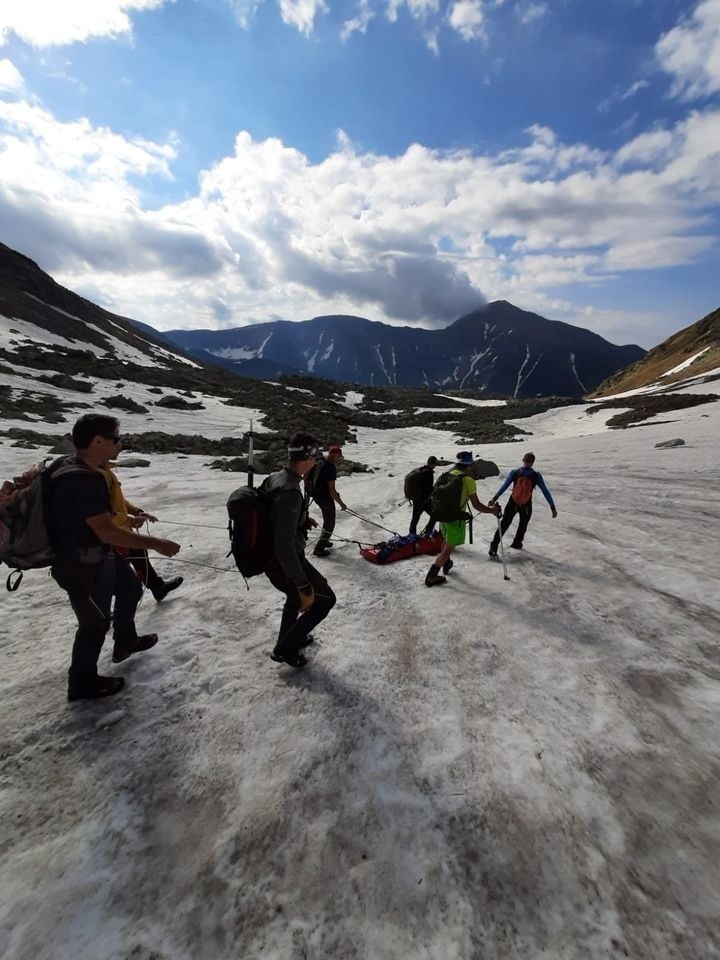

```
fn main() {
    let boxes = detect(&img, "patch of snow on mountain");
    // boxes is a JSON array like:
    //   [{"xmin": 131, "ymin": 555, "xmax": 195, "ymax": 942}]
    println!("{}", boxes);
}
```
[
  {"xmin": 84, "ymin": 323, "xmax": 170, "ymax": 369},
  {"xmin": 321, "ymin": 340, "xmax": 335, "ymax": 362},
  {"xmin": 436, "ymin": 394, "xmax": 506, "ymax": 408},
  {"xmin": 569, "ymin": 352, "xmax": 586, "ymax": 393},
  {"xmin": 336, "ymin": 390, "xmax": 364, "ymax": 409},
  {"xmin": 258, "ymin": 332, "xmax": 273, "ymax": 357},
  {"xmin": 460, "ymin": 348, "xmax": 490, "ymax": 389},
  {"xmin": 211, "ymin": 346, "xmax": 256, "ymax": 361},
  {"xmin": 659, "ymin": 347, "xmax": 711, "ymax": 378},
  {"xmin": 0, "ymin": 315, "xmax": 89, "ymax": 351},
  {"xmin": 374, "ymin": 345, "xmax": 391, "ymax": 384}
]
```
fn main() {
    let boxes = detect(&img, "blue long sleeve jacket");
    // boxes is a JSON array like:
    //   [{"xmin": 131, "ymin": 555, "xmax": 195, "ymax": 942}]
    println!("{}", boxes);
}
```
[{"xmin": 492, "ymin": 467, "xmax": 555, "ymax": 510}]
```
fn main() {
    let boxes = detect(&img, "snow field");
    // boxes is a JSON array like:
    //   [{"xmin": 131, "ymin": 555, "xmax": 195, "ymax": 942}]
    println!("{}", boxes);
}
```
[{"xmin": 0, "ymin": 400, "xmax": 719, "ymax": 959}]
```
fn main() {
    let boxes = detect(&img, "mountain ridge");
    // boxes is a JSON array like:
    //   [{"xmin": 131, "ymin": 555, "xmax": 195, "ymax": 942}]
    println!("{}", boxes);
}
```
[{"xmin": 162, "ymin": 302, "xmax": 645, "ymax": 397}]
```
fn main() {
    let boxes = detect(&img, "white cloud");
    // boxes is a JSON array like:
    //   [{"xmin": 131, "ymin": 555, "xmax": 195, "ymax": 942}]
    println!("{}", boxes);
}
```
[
  {"xmin": 341, "ymin": 0, "xmax": 375, "ymax": 41},
  {"xmin": 516, "ymin": 2, "xmax": 547, "ymax": 26},
  {"xmin": 656, "ymin": 0, "xmax": 720, "ymax": 100},
  {"xmin": 1, "ymin": 84, "xmax": 719, "ymax": 335},
  {"xmin": 0, "ymin": 59, "xmax": 24, "ymax": 94},
  {"xmin": 619, "ymin": 78, "xmax": 649, "ymax": 100},
  {"xmin": 277, "ymin": 0, "xmax": 327, "ymax": 34},
  {"xmin": 0, "ymin": 0, "xmax": 169, "ymax": 48},
  {"xmin": 227, "ymin": 0, "xmax": 264, "ymax": 30},
  {"xmin": 448, "ymin": 0, "xmax": 486, "ymax": 41}
]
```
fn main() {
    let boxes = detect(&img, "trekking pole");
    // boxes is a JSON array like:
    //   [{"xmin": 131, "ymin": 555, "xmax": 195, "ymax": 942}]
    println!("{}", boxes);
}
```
[
  {"xmin": 379, "ymin": 499, "xmax": 408, "ymax": 519},
  {"xmin": 496, "ymin": 515, "xmax": 509, "ymax": 581},
  {"xmin": 247, "ymin": 419, "xmax": 255, "ymax": 489}
]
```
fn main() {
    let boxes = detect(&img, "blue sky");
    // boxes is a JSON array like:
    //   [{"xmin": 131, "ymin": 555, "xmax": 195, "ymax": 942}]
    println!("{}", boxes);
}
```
[{"xmin": 0, "ymin": 0, "xmax": 719, "ymax": 347}]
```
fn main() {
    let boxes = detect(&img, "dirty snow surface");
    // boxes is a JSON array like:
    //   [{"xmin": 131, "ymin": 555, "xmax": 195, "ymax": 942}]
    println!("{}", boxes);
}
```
[{"xmin": 1, "ymin": 400, "xmax": 720, "ymax": 960}]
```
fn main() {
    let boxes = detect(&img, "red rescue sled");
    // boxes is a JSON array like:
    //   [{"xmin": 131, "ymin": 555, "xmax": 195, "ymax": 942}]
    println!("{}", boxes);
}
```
[{"xmin": 360, "ymin": 532, "xmax": 443, "ymax": 565}]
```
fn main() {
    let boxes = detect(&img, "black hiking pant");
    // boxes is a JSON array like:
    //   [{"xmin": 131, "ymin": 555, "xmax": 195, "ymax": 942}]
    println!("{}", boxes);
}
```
[
  {"xmin": 264, "ymin": 556, "xmax": 336, "ymax": 655},
  {"xmin": 313, "ymin": 495, "xmax": 336, "ymax": 553},
  {"xmin": 127, "ymin": 550, "xmax": 163, "ymax": 596},
  {"xmin": 490, "ymin": 498, "xmax": 533, "ymax": 551},
  {"xmin": 409, "ymin": 498, "xmax": 436, "ymax": 535},
  {"xmin": 52, "ymin": 553, "xmax": 142, "ymax": 690}
]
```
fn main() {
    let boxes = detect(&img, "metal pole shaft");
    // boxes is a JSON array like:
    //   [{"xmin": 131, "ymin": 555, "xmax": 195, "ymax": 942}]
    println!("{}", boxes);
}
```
[{"xmin": 496, "ymin": 514, "xmax": 509, "ymax": 581}]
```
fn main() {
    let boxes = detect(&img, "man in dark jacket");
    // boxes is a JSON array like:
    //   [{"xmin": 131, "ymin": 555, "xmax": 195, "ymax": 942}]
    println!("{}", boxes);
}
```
[
  {"xmin": 264, "ymin": 432, "xmax": 337, "ymax": 668},
  {"xmin": 408, "ymin": 455, "xmax": 439, "ymax": 535},
  {"xmin": 49, "ymin": 414, "xmax": 181, "ymax": 702},
  {"xmin": 488, "ymin": 452, "xmax": 557, "ymax": 556},
  {"xmin": 310, "ymin": 444, "xmax": 347, "ymax": 557}
]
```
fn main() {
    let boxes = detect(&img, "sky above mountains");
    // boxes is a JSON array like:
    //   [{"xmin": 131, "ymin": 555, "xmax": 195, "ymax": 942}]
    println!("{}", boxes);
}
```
[{"xmin": 0, "ymin": 0, "xmax": 719, "ymax": 347}]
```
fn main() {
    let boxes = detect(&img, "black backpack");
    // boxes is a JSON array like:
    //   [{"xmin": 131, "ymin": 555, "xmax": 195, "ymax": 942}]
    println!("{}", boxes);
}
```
[
  {"xmin": 430, "ymin": 470, "xmax": 466, "ymax": 522},
  {"xmin": 226, "ymin": 478, "xmax": 274, "ymax": 579},
  {"xmin": 1, "ymin": 456, "xmax": 93, "ymax": 591},
  {"xmin": 403, "ymin": 467, "xmax": 425, "ymax": 501},
  {"xmin": 304, "ymin": 456, "xmax": 326, "ymax": 502}
]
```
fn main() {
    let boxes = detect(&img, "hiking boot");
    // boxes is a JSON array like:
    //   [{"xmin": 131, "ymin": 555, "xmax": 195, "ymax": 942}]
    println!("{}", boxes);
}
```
[
  {"xmin": 510, "ymin": 542, "xmax": 523, "ymax": 550},
  {"xmin": 298, "ymin": 633, "xmax": 315, "ymax": 648},
  {"xmin": 488, "ymin": 547, "xmax": 498, "ymax": 558},
  {"xmin": 425, "ymin": 564, "xmax": 447, "ymax": 587},
  {"xmin": 68, "ymin": 675, "xmax": 125, "ymax": 702},
  {"xmin": 153, "ymin": 576, "xmax": 183, "ymax": 601},
  {"xmin": 270, "ymin": 647, "xmax": 308, "ymax": 669},
  {"xmin": 442, "ymin": 559, "xmax": 454, "ymax": 575},
  {"xmin": 313, "ymin": 548, "xmax": 331, "ymax": 558},
  {"xmin": 112, "ymin": 633, "xmax": 159, "ymax": 664}
]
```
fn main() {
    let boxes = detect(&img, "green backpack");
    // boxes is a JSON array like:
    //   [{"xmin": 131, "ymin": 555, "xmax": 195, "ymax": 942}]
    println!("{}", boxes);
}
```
[{"xmin": 431, "ymin": 470, "xmax": 466, "ymax": 522}]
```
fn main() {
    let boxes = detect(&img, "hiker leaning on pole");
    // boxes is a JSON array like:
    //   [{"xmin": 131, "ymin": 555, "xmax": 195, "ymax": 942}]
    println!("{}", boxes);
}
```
[
  {"xmin": 48, "ymin": 414, "xmax": 181, "ymax": 702},
  {"xmin": 425, "ymin": 450, "xmax": 500, "ymax": 587},
  {"xmin": 488, "ymin": 451, "xmax": 557, "ymax": 557},
  {"xmin": 310, "ymin": 444, "xmax": 347, "ymax": 558},
  {"xmin": 264, "ymin": 432, "xmax": 337, "ymax": 668}
]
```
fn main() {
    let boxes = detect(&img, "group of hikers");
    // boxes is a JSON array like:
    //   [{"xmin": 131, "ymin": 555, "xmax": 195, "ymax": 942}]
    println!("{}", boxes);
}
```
[{"xmin": 4, "ymin": 413, "xmax": 557, "ymax": 700}]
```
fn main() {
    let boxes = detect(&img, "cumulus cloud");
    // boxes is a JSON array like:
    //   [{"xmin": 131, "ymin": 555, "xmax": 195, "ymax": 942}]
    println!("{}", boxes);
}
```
[
  {"xmin": 0, "ymin": 0, "xmax": 168, "ymax": 47},
  {"xmin": 448, "ymin": 0, "xmax": 487, "ymax": 41},
  {"xmin": 0, "ymin": 59, "xmax": 24, "ymax": 94},
  {"xmin": 1, "ymin": 83, "xmax": 719, "ymax": 334},
  {"xmin": 657, "ymin": 0, "xmax": 720, "ymax": 100}
]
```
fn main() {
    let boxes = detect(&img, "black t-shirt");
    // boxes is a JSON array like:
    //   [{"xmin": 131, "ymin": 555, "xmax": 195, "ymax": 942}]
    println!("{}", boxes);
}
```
[
  {"xmin": 313, "ymin": 460, "xmax": 337, "ymax": 499},
  {"xmin": 48, "ymin": 462, "xmax": 111, "ymax": 559}
]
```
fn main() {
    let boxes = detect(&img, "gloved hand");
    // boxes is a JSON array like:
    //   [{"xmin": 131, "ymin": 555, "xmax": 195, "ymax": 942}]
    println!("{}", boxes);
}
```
[
  {"xmin": 298, "ymin": 581, "xmax": 315, "ymax": 612},
  {"xmin": 490, "ymin": 501, "xmax": 501, "ymax": 516},
  {"xmin": 339, "ymin": 501, "xmax": 347, "ymax": 511},
  {"xmin": 551, "ymin": 508, "xmax": 558, "ymax": 519}
]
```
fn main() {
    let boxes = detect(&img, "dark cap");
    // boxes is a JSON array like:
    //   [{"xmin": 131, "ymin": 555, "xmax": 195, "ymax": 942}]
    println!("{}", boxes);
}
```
[
  {"xmin": 427, "ymin": 456, "xmax": 439, "ymax": 466},
  {"xmin": 455, "ymin": 451, "xmax": 474, "ymax": 465}
]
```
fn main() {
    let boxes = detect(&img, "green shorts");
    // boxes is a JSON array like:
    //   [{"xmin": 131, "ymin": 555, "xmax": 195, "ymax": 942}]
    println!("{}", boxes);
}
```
[{"xmin": 440, "ymin": 519, "xmax": 467, "ymax": 547}]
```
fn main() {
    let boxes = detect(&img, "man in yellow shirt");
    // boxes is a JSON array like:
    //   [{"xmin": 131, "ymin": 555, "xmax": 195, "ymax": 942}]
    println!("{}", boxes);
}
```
[
  {"xmin": 98, "ymin": 462, "xmax": 183, "ymax": 601},
  {"xmin": 425, "ymin": 450, "xmax": 500, "ymax": 587}
]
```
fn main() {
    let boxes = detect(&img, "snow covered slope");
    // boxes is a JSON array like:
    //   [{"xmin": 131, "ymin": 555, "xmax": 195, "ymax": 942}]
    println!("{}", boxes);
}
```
[{"xmin": 1, "ymin": 380, "xmax": 719, "ymax": 959}]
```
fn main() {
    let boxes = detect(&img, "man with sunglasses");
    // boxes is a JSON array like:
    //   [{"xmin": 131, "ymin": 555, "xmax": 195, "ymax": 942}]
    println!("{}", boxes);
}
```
[
  {"xmin": 488, "ymin": 452, "xmax": 557, "ymax": 557},
  {"xmin": 48, "ymin": 414, "xmax": 181, "ymax": 701},
  {"xmin": 262, "ymin": 431, "xmax": 337, "ymax": 668}
]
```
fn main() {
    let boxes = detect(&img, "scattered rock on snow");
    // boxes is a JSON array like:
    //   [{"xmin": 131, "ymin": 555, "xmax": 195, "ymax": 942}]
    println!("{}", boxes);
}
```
[
  {"xmin": 655, "ymin": 438, "xmax": 686, "ymax": 448},
  {"xmin": 115, "ymin": 458, "xmax": 151, "ymax": 468}
]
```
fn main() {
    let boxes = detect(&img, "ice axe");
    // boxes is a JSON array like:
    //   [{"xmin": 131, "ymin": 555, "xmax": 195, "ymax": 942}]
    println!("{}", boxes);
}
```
[{"xmin": 495, "ymin": 514, "xmax": 509, "ymax": 581}]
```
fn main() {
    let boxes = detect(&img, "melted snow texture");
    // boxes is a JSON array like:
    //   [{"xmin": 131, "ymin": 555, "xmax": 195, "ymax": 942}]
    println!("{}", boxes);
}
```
[{"xmin": 0, "ymin": 398, "xmax": 719, "ymax": 959}]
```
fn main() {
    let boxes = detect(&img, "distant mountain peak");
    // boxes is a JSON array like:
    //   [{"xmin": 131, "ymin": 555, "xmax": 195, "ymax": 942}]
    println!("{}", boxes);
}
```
[{"xmin": 163, "ymin": 302, "xmax": 645, "ymax": 397}]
